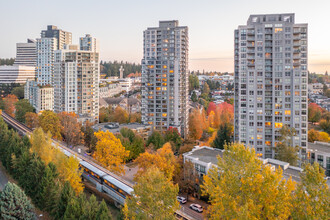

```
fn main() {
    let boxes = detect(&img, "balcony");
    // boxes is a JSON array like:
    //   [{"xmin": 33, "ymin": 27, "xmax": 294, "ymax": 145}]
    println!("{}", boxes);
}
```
[{"xmin": 247, "ymin": 29, "xmax": 255, "ymax": 35}]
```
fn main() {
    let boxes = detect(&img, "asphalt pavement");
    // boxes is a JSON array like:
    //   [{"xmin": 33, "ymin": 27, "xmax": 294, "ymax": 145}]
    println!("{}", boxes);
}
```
[{"xmin": 0, "ymin": 164, "xmax": 9, "ymax": 191}]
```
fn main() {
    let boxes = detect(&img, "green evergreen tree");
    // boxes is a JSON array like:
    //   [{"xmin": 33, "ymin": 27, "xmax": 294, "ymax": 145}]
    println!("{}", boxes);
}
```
[
  {"xmin": 11, "ymin": 86, "xmax": 25, "ymax": 99},
  {"xmin": 147, "ymin": 131, "xmax": 165, "ymax": 150},
  {"xmin": 56, "ymin": 181, "xmax": 75, "ymax": 219},
  {"xmin": 97, "ymin": 200, "xmax": 112, "ymax": 220},
  {"xmin": 63, "ymin": 194, "xmax": 87, "ymax": 219},
  {"xmin": 191, "ymin": 91, "xmax": 198, "ymax": 102},
  {"xmin": 39, "ymin": 162, "xmax": 59, "ymax": 210},
  {"xmin": 212, "ymin": 123, "xmax": 232, "ymax": 149},
  {"xmin": 0, "ymin": 182, "xmax": 36, "ymax": 220}
]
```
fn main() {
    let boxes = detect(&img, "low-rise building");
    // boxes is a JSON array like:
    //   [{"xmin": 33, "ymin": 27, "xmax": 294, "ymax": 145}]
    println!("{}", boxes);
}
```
[
  {"xmin": 100, "ymin": 97, "xmax": 141, "ymax": 113},
  {"xmin": 308, "ymin": 83, "xmax": 324, "ymax": 95},
  {"xmin": 92, "ymin": 122, "xmax": 151, "ymax": 139},
  {"xmin": 183, "ymin": 146, "xmax": 304, "ymax": 183},
  {"xmin": 308, "ymin": 141, "xmax": 330, "ymax": 176},
  {"xmin": 24, "ymin": 80, "xmax": 53, "ymax": 112},
  {"xmin": 99, "ymin": 83, "xmax": 123, "ymax": 98}
]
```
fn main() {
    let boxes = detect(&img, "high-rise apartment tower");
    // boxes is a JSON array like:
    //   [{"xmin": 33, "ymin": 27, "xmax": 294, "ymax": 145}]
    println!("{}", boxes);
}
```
[
  {"xmin": 234, "ymin": 14, "xmax": 308, "ymax": 160},
  {"xmin": 141, "ymin": 20, "xmax": 189, "ymax": 137}
]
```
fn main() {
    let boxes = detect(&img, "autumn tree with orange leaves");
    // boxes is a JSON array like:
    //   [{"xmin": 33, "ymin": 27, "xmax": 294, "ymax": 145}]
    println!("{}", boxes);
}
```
[
  {"xmin": 134, "ymin": 142, "xmax": 178, "ymax": 180},
  {"xmin": 188, "ymin": 108, "xmax": 208, "ymax": 140},
  {"xmin": 308, "ymin": 103, "xmax": 324, "ymax": 124},
  {"xmin": 93, "ymin": 130, "xmax": 129, "ymax": 175},
  {"xmin": 25, "ymin": 112, "xmax": 39, "ymax": 129},
  {"xmin": 2, "ymin": 94, "xmax": 18, "ymax": 117},
  {"xmin": 58, "ymin": 112, "xmax": 82, "ymax": 147}
]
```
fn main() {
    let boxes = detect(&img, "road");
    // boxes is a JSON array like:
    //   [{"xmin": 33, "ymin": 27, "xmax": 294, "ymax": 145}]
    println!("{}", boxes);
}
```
[
  {"xmin": 178, "ymin": 195, "xmax": 208, "ymax": 220},
  {"xmin": 0, "ymin": 163, "xmax": 9, "ymax": 191}
]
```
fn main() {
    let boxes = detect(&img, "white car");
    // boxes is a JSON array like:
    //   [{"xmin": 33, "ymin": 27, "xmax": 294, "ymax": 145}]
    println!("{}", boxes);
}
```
[
  {"xmin": 190, "ymin": 203, "xmax": 203, "ymax": 213},
  {"xmin": 177, "ymin": 196, "xmax": 187, "ymax": 204}
]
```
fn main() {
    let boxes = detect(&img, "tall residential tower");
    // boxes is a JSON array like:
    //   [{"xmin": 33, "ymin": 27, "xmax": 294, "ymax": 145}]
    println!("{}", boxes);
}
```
[
  {"xmin": 141, "ymin": 20, "xmax": 189, "ymax": 137},
  {"xmin": 234, "ymin": 14, "xmax": 308, "ymax": 160}
]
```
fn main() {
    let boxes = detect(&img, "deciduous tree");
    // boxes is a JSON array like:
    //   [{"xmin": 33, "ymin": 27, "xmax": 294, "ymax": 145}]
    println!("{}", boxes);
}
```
[
  {"xmin": 275, "ymin": 126, "xmax": 300, "ymax": 166},
  {"xmin": 113, "ymin": 106, "xmax": 129, "ymax": 124},
  {"xmin": 81, "ymin": 120, "xmax": 97, "ymax": 153},
  {"xmin": 25, "ymin": 112, "xmax": 39, "ymax": 129},
  {"xmin": 188, "ymin": 108, "xmax": 207, "ymax": 140},
  {"xmin": 123, "ymin": 167, "xmax": 179, "ymax": 220},
  {"xmin": 58, "ymin": 112, "xmax": 82, "ymax": 147},
  {"xmin": 308, "ymin": 129, "xmax": 320, "ymax": 142},
  {"xmin": 202, "ymin": 143, "xmax": 295, "ymax": 220},
  {"xmin": 164, "ymin": 127, "xmax": 182, "ymax": 152},
  {"xmin": 2, "ymin": 94, "xmax": 18, "ymax": 117},
  {"xmin": 11, "ymin": 86, "xmax": 25, "ymax": 99},
  {"xmin": 15, "ymin": 99, "xmax": 34, "ymax": 123},
  {"xmin": 319, "ymin": 119, "xmax": 330, "ymax": 134},
  {"xmin": 308, "ymin": 103, "xmax": 324, "ymax": 124},
  {"xmin": 134, "ymin": 142, "xmax": 177, "ymax": 180},
  {"xmin": 147, "ymin": 130, "xmax": 165, "ymax": 150},
  {"xmin": 93, "ymin": 130, "xmax": 129, "ymax": 175},
  {"xmin": 30, "ymin": 127, "xmax": 54, "ymax": 165},
  {"xmin": 292, "ymin": 162, "xmax": 330, "ymax": 219},
  {"xmin": 39, "ymin": 110, "xmax": 61, "ymax": 139}
]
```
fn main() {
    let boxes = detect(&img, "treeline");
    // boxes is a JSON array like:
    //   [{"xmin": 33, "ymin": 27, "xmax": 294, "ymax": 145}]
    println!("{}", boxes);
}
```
[
  {"xmin": 101, "ymin": 60, "xmax": 141, "ymax": 78},
  {"xmin": 308, "ymin": 71, "xmax": 329, "ymax": 84},
  {"xmin": 0, "ymin": 58, "xmax": 15, "ymax": 66},
  {"xmin": 99, "ymin": 106, "xmax": 141, "ymax": 124},
  {"xmin": 0, "ymin": 118, "xmax": 112, "ymax": 219}
]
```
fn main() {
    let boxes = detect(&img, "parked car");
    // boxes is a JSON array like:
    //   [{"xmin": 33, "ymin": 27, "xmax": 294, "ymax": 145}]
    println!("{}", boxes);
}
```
[
  {"xmin": 190, "ymin": 203, "xmax": 203, "ymax": 213},
  {"xmin": 177, "ymin": 196, "xmax": 187, "ymax": 204}
]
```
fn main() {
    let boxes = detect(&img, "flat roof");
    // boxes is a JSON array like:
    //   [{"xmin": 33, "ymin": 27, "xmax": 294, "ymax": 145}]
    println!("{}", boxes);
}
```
[
  {"xmin": 308, "ymin": 142, "xmax": 330, "ymax": 154},
  {"xmin": 93, "ymin": 123, "xmax": 150, "ymax": 134},
  {"xmin": 184, "ymin": 146, "xmax": 223, "ymax": 165}
]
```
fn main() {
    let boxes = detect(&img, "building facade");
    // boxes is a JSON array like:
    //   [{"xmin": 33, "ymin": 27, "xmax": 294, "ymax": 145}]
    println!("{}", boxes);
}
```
[
  {"xmin": 80, "ymin": 34, "xmax": 99, "ymax": 52},
  {"xmin": 234, "ymin": 14, "xmax": 308, "ymax": 160},
  {"xmin": 308, "ymin": 141, "xmax": 330, "ymax": 177},
  {"xmin": 0, "ymin": 65, "xmax": 36, "ymax": 84},
  {"xmin": 53, "ymin": 45, "xmax": 100, "ymax": 122},
  {"xmin": 141, "ymin": 20, "xmax": 189, "ymax": 137},
  {"xmin": 25, "ymin": 80, "xmax": 53, "ymax": 112},
  {"xmin": 36, "ymin": 38, "xmax": 57, "ymax": 86},
  {"xmin": 41, "ymin": 25, "xmax": 72, "ymax": 50},
  {"xmin": 14, "ymin": 39, "xmax": 36, "ymax": 67}
]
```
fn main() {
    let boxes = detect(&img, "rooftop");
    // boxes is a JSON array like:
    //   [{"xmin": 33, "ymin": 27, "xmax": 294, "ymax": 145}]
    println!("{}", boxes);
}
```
[
  {"xmin": 308, "ymin": 141, "xmax": 330, "ymax": 154},
  {"xmin": 92, "ymin": 122, "xmax": 150, "ymax": 134},
  {"xmin": 183, "ymin": 146, "xmax": 223, "ymax": 165}
]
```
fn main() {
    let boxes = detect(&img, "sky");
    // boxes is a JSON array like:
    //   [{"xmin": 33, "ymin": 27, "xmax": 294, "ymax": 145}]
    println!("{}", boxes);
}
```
[{"xmin": 0, "ymin": 0, "xmax": 329, "ymax": 73}]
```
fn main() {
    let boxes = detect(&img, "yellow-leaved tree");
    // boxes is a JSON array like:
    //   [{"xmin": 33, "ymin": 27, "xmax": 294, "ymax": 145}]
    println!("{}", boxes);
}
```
[
  {"xmin": 30, "ymin": 127, "xmax": 54, "ymax": 165},
  {"xmin": 202, "ymin": 143, "xmax": 296, "ymax": 220},
  {"xmin": 29, "ymin": 128, "xmax": 84, "ymax": 194},
  {"xmin": 123, "ymin": 167, "xmax": 179, "ymax": 220},
  {"xmin": 93, "ymin": 130, "xmax": 129, "ymax": 175},
  {"xmin": 54, "ymin": 151, "xmax": 84, "ymax": 194},
  {"xmin": 134, "ymin": 142, "xmax": 177, "ymax": 180},
  {"xmin": 292, "ymin": 162, "xmax": 330, "ymax": 219}
]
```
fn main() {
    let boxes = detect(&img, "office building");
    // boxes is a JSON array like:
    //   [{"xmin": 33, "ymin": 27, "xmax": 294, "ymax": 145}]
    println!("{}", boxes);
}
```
[
  {"xmin": 80, "ymin": 34, "xmax": 99, "ymax": 52},
  {"xmin": 53, "ymin": 44, "xmax": 100, "ymax": 122},
  {"xmin": 14, "ymin": 39, "xmax": 36, "ymax": 67},
  {"xmin": 234, "ymin": 14, "xmax": 308, "ymax": 160},
  {"xmin": 41, "ymin": 25, "xmax": 72, "ymax": 50},
  {"xmin": 141, "ymin": 20, "xmax": 189, "ymax": 137},
  {"xmin": 0, "ymin": 65, "xmax": 35, "ymax": 84}
]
